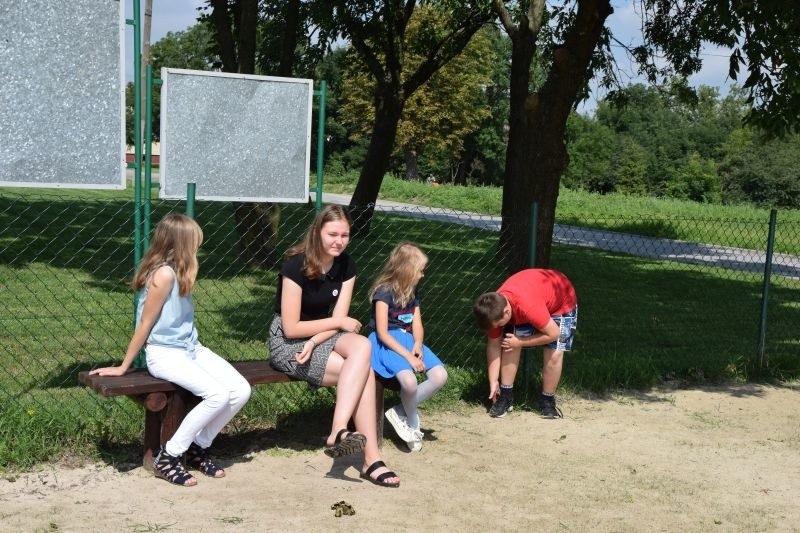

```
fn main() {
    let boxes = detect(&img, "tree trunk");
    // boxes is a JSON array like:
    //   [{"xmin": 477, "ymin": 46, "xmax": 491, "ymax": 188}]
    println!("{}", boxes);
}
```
[
  {"xmin": 277, "ymin": 0, "xmax": 301, "ymax": 77},
  {"xmin": 349, "ymin": 86, "xmax": 405, "ymax": 234},
  {"xmin": 210, "ymin": 0, "xmax": 238, "ymax": 72},
  {"xmin": 499, "ymin": 26, "xmax": 537, "ymax": 271},
  {"xmin": 452, "ymin": 155, "xmax": 468, "ymax": 185},
  {"xmin": 233, "ymin": 202, "xmax": 281, "ymax": 268},
  {"xmin": 236, "ymin": 0, "xmax": 258, "ymax": 74},
  {"xmin": 210, "ymin": 0, "xmax": 281, "ymax": 269},
  {"xmin": 403, "ymin": 146, "xmax": 419, "ymax": 180},
  {"xmin": 502, "ymin": 0, "xmax": 612, "ymax": 270}
]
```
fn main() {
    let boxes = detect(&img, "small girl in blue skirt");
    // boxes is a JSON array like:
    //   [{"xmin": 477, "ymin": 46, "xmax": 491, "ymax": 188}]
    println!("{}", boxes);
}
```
[{"xmin": 368, "ymin": 242, "xmax": 448, "ymax": 452}]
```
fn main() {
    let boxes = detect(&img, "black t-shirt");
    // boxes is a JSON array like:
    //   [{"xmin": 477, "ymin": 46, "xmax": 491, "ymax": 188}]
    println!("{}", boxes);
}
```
[
  {"xmin": 274, "ymin": 252, "xmax": 357, "ymax": 320},
  {"xmin": 368, "ymin": 286, "xmax": 418, "ymax": 333}
]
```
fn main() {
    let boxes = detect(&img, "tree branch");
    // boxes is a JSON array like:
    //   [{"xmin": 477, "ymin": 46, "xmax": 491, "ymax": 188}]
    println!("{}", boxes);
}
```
[{"xmin": 492, "ymin": 0, "xmax": 517, "ymax": 36}]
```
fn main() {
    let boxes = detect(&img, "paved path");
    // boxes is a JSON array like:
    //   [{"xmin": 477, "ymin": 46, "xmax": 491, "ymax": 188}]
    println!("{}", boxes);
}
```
[
  {"xmin": 319, "ymin": 192, "xmax": 800, "ymax": 279},
  {"xmin": 132, "ymin": 177, "xmax": 797, "ymax": 279}
]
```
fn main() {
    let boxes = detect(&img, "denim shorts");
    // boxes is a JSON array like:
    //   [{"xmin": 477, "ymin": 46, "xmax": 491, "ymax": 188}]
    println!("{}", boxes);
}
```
[{"xmin": 504, "ymin": 306, "xmax": 578, "ymax": 351}]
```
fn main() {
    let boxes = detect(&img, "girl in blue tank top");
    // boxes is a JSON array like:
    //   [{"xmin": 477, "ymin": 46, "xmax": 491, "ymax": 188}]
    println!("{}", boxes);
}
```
[{"xmin": 89, "ymin": 214, "xmax": 251, "ymax": 487}]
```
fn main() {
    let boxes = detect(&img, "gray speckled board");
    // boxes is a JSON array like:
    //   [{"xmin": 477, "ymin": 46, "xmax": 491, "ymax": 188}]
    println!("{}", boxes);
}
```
[{"xmin": 160, "ymin": 68, "xmax": 312, "ymax": 202}]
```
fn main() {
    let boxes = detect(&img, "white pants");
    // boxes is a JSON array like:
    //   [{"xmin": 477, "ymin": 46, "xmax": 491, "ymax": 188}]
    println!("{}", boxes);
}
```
[{"xmin": 146, "ymin": 344, "xmax": 251, "ymax": 456}]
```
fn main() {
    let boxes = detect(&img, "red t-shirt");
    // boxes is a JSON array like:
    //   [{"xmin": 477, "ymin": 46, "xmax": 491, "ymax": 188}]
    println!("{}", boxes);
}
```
[{"xmin": 487, "ymin": 269, "xmax": 577, "ymax": 339}]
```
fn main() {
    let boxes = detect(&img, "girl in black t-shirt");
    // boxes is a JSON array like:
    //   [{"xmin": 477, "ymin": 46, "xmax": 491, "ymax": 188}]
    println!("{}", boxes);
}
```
[{"xmin": 268, "ymin": 205, "xmax": 400, "ymax": 488}]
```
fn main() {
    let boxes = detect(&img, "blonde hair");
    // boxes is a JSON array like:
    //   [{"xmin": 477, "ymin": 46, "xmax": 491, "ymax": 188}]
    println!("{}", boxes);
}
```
[
  {"xmin": 132, "ymin": 213, "xmax": 203, "ymax": 297},
  {"xmin": 370, "ymin": 242, "xmax": 428, "ymax": 308},
  {"xmin": 286, "ymin": 205, "xmax": 352, "ymax": 280}
]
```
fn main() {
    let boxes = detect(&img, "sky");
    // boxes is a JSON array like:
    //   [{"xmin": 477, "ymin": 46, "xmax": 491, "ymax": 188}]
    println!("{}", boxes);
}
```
[
  {"xmin": 126, "ymin": 0, "xmax": 735, "ymax": 113},
  {"xmin": 124, "ymin": 0, "xmax": 205, "ymax": 80}
]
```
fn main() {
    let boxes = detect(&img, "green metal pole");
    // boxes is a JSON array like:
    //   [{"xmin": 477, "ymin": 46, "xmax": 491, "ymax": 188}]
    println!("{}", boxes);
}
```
[
  {"xmin": 757, "ymin": 209, "xmax": 777, "ymax": 368},
  {"xmin": 186, "ymin": 183, "xmax": 196, "ymax": 219},
  {"xmin": 129, "ymin": 0, "xmax": 142, "ymax": 267},
  {"xmin": 144, "ymin": 64, "xmax": 154, "ymax": 248},
  {"xmin": 528, "ymin": 202, "xmax": 539, "ymax": 267},
  {"xmin": 523, "ymin": 202, "xmax": 539, "ymax": 402},
  {"xmin": 313, "ymin": 81, "xmax": 327, "ymax": 212},
  {"xmin": 128, "ymin": 0, "xmax": 146, "ymax": 369}
]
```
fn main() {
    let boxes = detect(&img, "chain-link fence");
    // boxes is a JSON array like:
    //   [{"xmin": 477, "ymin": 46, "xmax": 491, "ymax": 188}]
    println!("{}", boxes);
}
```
[{"xmin": 1, "ymin": 188, "xmax": 798, "ymax": 465}]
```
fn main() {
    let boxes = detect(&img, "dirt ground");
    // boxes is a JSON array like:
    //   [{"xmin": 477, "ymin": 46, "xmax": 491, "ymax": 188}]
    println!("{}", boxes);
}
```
[{"xmin": 2, "ymin": 383, "xmax": 799, "ymax": 532}]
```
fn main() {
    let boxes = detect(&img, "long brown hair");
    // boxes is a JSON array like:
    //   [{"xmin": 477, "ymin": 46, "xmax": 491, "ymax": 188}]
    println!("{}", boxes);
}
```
[
  {"xmin": 370, "ymin": 242, "xmax": 428, "ymax": 308},
  {"xmin": 132, "ymin": 214, "xmax": 203, "ymax": 296},
  {"xmin": 286, "ymin": 205, "xmax": 353, "ymax": 280}
]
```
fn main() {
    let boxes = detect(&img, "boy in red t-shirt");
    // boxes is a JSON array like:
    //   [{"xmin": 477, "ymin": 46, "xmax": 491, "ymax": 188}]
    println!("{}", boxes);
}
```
[{"xmin": 473, "ymin": 269, "xmax": 578, "ymax": 418}]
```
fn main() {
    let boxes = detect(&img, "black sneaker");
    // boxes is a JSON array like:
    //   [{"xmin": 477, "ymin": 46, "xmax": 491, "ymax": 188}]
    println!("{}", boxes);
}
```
[
  {"xmin": 489, "ymin": 393, "xmax": 513, "ymax": 418},
  {"xmin": 539, "ymin": 395, "xmax": 563, "ymax": 419}
]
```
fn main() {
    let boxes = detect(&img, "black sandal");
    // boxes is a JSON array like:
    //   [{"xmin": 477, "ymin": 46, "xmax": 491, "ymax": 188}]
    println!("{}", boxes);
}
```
[
  {"xmin": 360, "ymin": 460, "xmax": 400, "ymax": 488},
  {"xmin": 186, "ymin": 442, "xmax": 226, "ymax": 478},
  {"xmin": 324, "ymin": 428, "xmax": 366, "ymax": 458},
  {"xmin": 153, "ymin": 446, "xmax": 197, "ymax": 486}
]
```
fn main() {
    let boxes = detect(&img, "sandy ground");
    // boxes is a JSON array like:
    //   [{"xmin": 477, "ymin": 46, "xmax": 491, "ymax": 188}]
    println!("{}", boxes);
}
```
[{"xmin": 2, "ymin": 383, "xmax": 800, "ymax": 532}]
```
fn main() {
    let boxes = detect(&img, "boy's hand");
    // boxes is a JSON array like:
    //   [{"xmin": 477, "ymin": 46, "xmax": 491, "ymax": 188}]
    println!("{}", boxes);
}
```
[
  {"xmin": 488, "ymin": 380, "xmax": 500, "ymax": 402},
  {"xmin": 501, "ymin": 333, "xmax": 521, "ymax": 351}
]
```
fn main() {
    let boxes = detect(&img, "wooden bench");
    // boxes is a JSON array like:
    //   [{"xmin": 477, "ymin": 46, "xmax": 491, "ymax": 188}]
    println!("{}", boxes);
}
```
[{"xmin": 79, "ymin": 361, "xmax": 391, "ymax": 470}]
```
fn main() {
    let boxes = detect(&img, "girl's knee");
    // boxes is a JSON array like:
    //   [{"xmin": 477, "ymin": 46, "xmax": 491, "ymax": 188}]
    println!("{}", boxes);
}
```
[
  {"xmin": 401, "ymin": 379, "xmax": 418, "ymax": 395},
  {"xmin": 352, "ymin": 338, "xmax": 373, "ymax": 366},
  {"xmin": 232, "ymin": 382, "xmax": 252, "ymax": 406},
  {"xmin": 340, "ymin": 335, "xmax": 372, "ymax": 362},
  {"xmin": 397, "ymin": 371, "xmax": 418, "ymax": 391},
  {"xmin": 205, "ymin": 386, "xmax": 231, "ymax": 409},
  {"xmin": 355, "ymin": 335, "xmax": 372, "ymax": 355},
  {"xmin": 429, "ymin": 365, "xmax": 448, "ymax": 385}
]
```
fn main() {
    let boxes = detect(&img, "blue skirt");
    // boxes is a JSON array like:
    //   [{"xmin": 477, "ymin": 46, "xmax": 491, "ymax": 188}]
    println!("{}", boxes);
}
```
[{"xmin": 368, "ymin": 329, "xmax": 444, "ymax": 379}]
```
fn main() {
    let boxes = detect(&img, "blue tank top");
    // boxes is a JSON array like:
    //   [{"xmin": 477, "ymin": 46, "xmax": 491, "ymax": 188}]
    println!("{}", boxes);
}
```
[{"xmin": 136, "ymin": 266, "xmax": 199, "ymax": 351}]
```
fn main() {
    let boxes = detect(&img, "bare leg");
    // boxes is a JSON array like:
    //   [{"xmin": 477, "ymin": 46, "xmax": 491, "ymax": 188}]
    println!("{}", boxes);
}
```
[
  {"xmin": 320, "ymin": 333, "xmax": 371, "ymax": 444},
  {"xmin": 354, "ymin": 371, "xmax": 400, "ymax": 485},
  {"xmin": 319, "ymin": 333, "xmax": 399, "ymax": 485},
  {"xmin": 499, "ymin": 347, "xmax": 522, "ymax": 386},
  {"xmin": 542, "ymin": 347, "xmax": 564, "ymax": 394}
]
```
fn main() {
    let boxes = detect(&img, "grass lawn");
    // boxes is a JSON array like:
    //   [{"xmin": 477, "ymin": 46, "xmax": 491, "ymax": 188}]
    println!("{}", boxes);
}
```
[{"xmin": 1, "ymin": 183, "xmax": 798, "ymax": 470}]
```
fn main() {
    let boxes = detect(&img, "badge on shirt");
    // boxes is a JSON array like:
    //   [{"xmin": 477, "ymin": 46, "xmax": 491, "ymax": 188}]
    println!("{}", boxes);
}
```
[{"xmin": 332, "ymin": 289, "xmax": 339, "ymax": 297}]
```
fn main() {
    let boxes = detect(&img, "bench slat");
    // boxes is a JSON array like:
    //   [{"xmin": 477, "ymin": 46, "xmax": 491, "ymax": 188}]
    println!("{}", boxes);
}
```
[{"xmin": 78, "ymin": 361, "xmax": 292, "ymax": 397}]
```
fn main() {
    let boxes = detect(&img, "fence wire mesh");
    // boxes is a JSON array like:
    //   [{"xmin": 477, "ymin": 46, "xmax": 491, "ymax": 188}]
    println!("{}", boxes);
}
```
[{"xmin": 1, "ymin": 188, "xmax": 798, "ymax": 459}]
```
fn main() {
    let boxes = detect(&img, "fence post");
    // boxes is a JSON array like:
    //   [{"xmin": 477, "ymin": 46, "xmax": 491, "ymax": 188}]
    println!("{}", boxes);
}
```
[
  {"xmin": 186, "ymin": 183, "xmax": 196, "ymax": 219},
  {"xmin": 129, "ymin": 0, "xmax": 145, "ymax": 369},
  {"xmin": 312, "ymin": 80, "xmax": 327, "ymax": 213},
  {"xmin": 144, "ymin": 64, "xmax": 154, "ymax": 249},
  {"xmin": 522, "ymin": 202, "xmax": 539, "ymax": 403},
  {"xmin": 757, "ymin": 208, "xmax": 777, "ymax": 367}
]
